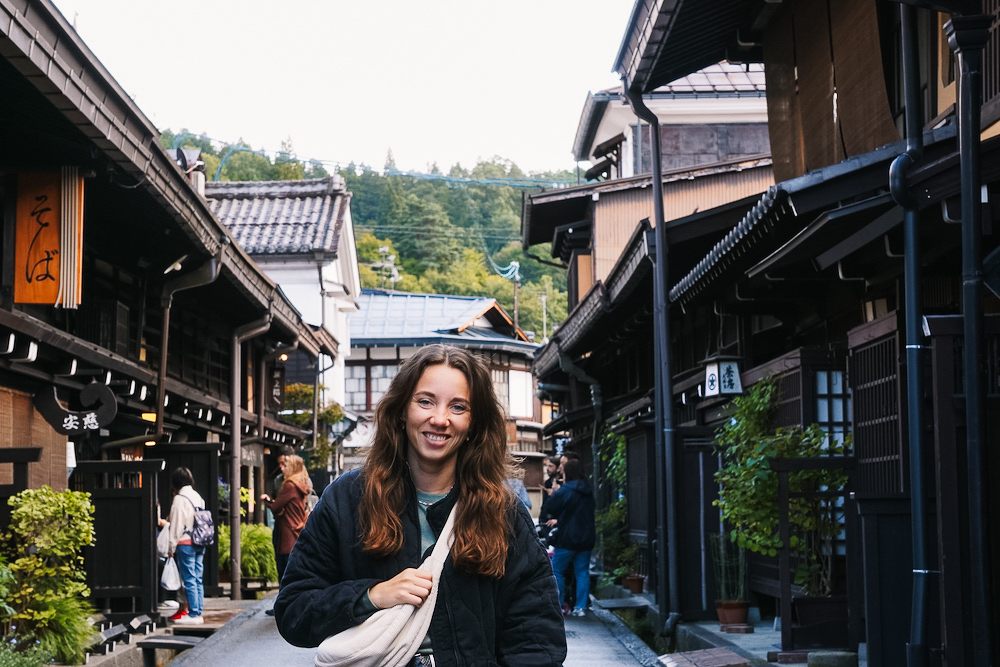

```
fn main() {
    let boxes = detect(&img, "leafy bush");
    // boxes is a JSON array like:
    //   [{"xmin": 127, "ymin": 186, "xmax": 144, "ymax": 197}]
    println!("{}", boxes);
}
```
[
  {"xmin": 0, "ymin": 487, "xmax": 96, "ymax": 664},
  {"xmin": 0, "ymin": 640, "xmax": 52, "ymax": 667},
  {"xmin": 713, "ymin": 378, "xmax": 851, "ymax": 596},
  {"xmin": 33, "ymin": 596, "xmax": 94, "ymax": 665},
  {"xmin": 595, "ymin": 432, "xmax": 642, "ymax": 582},
  {"xmin": 217, "ymin": 523, "xmax": 278, "ymax": 582}
]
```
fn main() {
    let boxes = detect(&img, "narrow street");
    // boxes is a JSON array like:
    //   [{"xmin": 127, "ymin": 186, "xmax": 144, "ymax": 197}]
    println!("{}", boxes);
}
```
[{"xmin": 156, "ymin": 593, "xmax": 662, "ymax": 667}]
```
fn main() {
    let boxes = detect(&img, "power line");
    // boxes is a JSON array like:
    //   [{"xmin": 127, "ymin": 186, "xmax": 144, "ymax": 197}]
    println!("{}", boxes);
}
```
[{"xmin": 354, "ymin": 225, "xmax": 520, "ymax": 242}]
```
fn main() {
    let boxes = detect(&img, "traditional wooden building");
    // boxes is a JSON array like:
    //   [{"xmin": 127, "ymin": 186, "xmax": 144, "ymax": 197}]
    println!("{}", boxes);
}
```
[
  {"xmin": 0, "ymin": 0, "xmax": 339, "ymax": 622},
  {"xmin": 527, "ymin": 0, "xmax": 1000, "ymax": 664}
]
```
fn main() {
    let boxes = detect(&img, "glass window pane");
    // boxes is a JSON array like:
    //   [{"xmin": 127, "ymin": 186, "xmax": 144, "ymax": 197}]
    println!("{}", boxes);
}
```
[
  {"xmin": 816, "ymin": 371, "xmax": 828, "ymax": 395},
  {"xmin": 832, "ymin": 398, "xmax": 844, "ymax": 422},
  {"xmin": 831, "ymin": 371, "xmax": 843, "ymax": 391},
  {"xmin": 817, "ymin": 400, "xmax": 829, "ymax": 422}
]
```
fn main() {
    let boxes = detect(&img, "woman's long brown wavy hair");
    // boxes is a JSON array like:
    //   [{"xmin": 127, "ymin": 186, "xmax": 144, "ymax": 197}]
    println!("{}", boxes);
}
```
[{"xmin": 358, "ymin": 344, "xmax": 516, "ymax": 577}]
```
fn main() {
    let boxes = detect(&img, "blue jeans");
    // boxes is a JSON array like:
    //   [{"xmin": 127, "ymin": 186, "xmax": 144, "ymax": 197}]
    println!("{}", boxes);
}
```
[
  {"xmin": 175, "ymin": 544, "xmax": 205, "ymax": 617},
  {"xmin": 552, "ymin": 548, "xmax": 590, "ymax": 611}
]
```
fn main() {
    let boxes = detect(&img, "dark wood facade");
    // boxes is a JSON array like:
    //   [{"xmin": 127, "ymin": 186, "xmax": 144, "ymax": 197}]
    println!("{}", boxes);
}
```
[
  {"xmin": 0, "ymin": 0, "xmax": 339, "ymax": 624},
  {"xmin": 526, "ymin": 0, "xmax": 1000, "ymax": 664}
]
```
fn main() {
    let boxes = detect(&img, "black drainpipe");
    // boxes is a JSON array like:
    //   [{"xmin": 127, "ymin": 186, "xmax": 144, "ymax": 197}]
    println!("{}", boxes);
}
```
[
  {"xmin": 555, "ymin": 342, "xmax": 602, "ymax": 498},
  {"xmin": 888, "ymin": 6, "xmax": 930, "ymax": 665},
  {"xmin": 944, "ymin": 14, "xmax": 993, "ymax": 666},
  {"xmin": 623, "ymin": 86, "xmax": 680, "ymax": 623},
  {"xmin": 229, "ymin": 311, "xmax": 272, "ymax": 601},
  {"xmin": 157, "ymin": 250, "xmax": 224, "ymax": 439}
]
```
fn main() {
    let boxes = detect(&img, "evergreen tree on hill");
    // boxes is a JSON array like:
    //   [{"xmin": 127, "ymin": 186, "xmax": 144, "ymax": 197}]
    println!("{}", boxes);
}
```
[{"xmin": 160, "ymin": 129, "xmax": 570, "ymax": 337}]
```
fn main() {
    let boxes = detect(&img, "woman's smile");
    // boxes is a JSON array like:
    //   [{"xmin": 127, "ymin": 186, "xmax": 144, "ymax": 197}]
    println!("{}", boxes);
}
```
[{"xmin": 405, "ymin": 364, "xmax": 471, "ymax": 469}]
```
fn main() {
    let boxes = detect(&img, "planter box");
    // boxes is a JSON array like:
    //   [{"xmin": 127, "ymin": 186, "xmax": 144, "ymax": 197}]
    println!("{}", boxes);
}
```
[{"xmin": 791, "ymin": 595, "xmax": 849, "ymax": 649}]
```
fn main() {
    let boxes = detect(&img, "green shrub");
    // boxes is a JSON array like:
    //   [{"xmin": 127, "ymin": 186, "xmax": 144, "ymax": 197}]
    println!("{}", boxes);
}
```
[
  {"xmin": 713, "ymin": 378, "xmax": 851, "ymax": 596},
  {"xmin": 217, "ymin": 523, "xmax": 278, "ymax": 582},
  {"xmin": 0, "ymin": 640, "xmax": 52, "ymax": 667},
  {"xmin": 595, "ymin": 431, "xmax": 640, "ymax": 583},
  {"xmin": 34, "ymin": 596, "xmax": 95, "ymax": 665},
  {"xmin": 0, "ymin": 486, "xmax": 95, "ymax": 664}
]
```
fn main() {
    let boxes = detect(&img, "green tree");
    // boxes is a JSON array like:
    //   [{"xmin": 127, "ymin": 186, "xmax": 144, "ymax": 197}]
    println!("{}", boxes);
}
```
[
  {"xmin": 274, "ymin": 137, "xmax": 305, "ymax": 181},
  {"xmin": 157, "ymin": 131, "xmax": 573, "ymax": 325},
  {"xmin": 281, "ymin": 383, "xmax": 344, "ymax": 470},
  {"xmin": 217, "ymin": 141, "xmax": 275, "ymax": 181}
]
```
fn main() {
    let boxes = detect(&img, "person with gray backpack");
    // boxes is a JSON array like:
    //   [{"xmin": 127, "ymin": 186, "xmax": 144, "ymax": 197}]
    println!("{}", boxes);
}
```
[{"xmin": 166, "ymin": 466, "xmax": 209, "ymax": 625}]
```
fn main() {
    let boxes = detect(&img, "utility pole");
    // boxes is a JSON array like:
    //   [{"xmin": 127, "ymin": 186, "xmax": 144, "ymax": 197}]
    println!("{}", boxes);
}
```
[
  {"xmin": 513, "ymin": 277, "xmax": 520, "ymax": 331},
  {"xmin": 540, "ymin": 293, "xmax": 548, "ymax": 342}
]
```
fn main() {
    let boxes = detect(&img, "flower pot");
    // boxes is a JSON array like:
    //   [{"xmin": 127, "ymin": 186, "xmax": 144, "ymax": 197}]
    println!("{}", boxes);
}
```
[
  {"xmin": 715, "ymin": 599, "xmax": 750, "ymax": 626},
  {"xmin": 623, "ymin": 574, "xmax": 645, "ymax": 594}
]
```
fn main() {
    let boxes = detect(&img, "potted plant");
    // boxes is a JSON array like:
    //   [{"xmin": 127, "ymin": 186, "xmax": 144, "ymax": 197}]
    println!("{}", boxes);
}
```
[
  {"xmin": 614, "ymin": 543, "xmax": 645, "ymax": 594},
  {"xmin": 713, "ymin": 378, "xmax": 851, "ymax": 600},
  {"xmin": 710, "ymin": 532, "xmax": 750, "ymax": 628}
]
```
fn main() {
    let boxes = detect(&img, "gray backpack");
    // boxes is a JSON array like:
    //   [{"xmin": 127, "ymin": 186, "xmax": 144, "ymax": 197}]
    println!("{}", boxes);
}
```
[{"xmin": 182, "ymin": 495, "xmax": 215, "ymax": 547}]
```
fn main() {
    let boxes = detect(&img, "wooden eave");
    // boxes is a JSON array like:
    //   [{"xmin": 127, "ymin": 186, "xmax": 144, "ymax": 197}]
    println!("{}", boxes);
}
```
[{"xmin": 0, "ymin": 0, "xmax": 307, "ymax": 345}]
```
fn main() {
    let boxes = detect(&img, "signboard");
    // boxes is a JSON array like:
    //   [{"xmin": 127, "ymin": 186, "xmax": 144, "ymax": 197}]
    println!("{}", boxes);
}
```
[
  {"xmin": 267, "ymin": 364, "xmax": 286, "ymax": 409},
  {"xmin": 15, "ymin": 170, "xmax": 84, "ymax": 307},
  {"xmin": 33, "ymin": 382, "xmax": 118, "ymax": 436},
  {"xmin": 704, "ymin": 360, "xmax": 743, "ymax": 397}
]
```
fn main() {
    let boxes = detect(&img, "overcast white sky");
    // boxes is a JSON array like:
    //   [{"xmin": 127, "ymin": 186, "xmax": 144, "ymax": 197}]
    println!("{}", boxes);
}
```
[{"xmin": 49, "ymin": 0, "xmax": 635, "ymax": 175}]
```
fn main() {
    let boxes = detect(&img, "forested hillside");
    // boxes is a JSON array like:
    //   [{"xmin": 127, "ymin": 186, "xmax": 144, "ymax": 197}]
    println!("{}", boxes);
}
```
[{"xmin": 162, "ymin": 130, "xmax": 570, "ymax": 341}]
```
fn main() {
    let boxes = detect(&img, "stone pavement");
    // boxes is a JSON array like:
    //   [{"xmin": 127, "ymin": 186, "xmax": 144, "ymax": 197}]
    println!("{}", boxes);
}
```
[
  {"xmin": 162, "ymin": 594, "xmax": 663, "ymax": 666},
  {"xmin": 83, "ymin": 592, "xmax": 811, "ymax": 667}
]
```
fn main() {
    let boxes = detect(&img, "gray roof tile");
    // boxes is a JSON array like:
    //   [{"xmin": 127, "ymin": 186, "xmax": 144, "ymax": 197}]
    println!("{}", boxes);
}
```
[
  {"xmin": 205, "ymin": 177, "xmax": 349, "ymax": 256},
  {"xmin": 351, "ymin": 289, "xmax": 536, "ymax": 352}
]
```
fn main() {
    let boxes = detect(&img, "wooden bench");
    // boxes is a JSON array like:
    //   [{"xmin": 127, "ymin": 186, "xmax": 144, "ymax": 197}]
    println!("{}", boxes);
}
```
[{"xmin": 136, "ymin": 634, "xmax": 204, "ymax": 667}]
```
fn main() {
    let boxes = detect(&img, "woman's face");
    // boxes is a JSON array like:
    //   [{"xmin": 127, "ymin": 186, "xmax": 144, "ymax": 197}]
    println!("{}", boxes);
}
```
[{"xmin": 405, "ymin": 363, "xmax": 472, "ymax": 469}]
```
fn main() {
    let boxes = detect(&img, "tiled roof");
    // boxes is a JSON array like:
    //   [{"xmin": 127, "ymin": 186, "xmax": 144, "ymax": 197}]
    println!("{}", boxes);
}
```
[
  {"xmin": 351, "ymin": 289, "xmax": 535, "ymax": 352},
  {"xmin": 205, "ymin": 177, "xmax": 349, "ymax": 256}
]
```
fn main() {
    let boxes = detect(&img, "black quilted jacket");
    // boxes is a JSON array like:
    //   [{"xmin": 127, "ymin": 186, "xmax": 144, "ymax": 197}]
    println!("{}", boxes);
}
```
[{"xmin": 275, "ymin": 468, "xmax": 567, "ymax": 667}]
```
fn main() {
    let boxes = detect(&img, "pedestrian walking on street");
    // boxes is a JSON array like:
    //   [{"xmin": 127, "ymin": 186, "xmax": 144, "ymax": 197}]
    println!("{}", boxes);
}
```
[
  {"xmin": 545, "ymin": 458, "xmax": 596, "ymax": 618},
  {"xmin": 165, "ymin": 466, "xmax": 207, "ymax": 625},
  {"xmin": 274, "ymin": 344, "xmax": 567, "ymax": 666}
]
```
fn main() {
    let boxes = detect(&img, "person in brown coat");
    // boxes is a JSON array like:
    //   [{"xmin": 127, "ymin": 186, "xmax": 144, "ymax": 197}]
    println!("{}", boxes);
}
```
[{"xmin": 260, "ymin": 454, "xmax": 312, "ymax": 581}]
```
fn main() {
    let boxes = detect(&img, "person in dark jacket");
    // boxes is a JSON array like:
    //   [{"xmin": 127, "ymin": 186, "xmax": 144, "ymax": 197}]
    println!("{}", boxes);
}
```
[
  {"xmin": 544, "ymin": 458, "xmax": 596, "ymax": 617},
  {"xmin": 274, "ymin": 344, "xmax": 566, "ymax": 666}
]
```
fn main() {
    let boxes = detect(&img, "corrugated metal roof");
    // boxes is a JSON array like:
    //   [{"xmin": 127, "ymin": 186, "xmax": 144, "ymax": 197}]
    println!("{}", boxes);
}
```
[
  {"xmin": 350, "ymin": 289, "xmax": 536, "ymax": 352},
  {"xmin": 205, "ymin": 178, "xmax": 349, "ymax": 256},
  {"xmin": 660, "ymin": 62, "xmax": 765, "ymax": 94}
]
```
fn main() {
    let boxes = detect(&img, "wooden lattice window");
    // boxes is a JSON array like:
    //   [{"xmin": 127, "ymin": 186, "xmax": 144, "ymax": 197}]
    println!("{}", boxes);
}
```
[{"xmin": 849, "ymin": 332, "xmax": 904, "ymax": 495}]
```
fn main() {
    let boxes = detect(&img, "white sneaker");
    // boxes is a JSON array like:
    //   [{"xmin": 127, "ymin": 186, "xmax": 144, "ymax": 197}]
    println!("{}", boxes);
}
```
[
  {"xmin": 158, "ymin": 600, "xmax": 179, "ymax": 611},
  {"xmin": 571, "ymin": 608, "xmax": 586, "ymax": 617},
  {"xmin": 174, "ymin": 615, "xmax": 204, "ymax": 625}
]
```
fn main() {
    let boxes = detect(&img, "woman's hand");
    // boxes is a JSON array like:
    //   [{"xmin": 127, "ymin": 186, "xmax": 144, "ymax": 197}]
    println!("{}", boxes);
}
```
[
  {"xmin": 260, "ymin": 494, "xmax": 271, "ymax": 503},
  {"xmin": 369, "ymin": 568, "xmax": 434, "ymax": 609},
  {"xmin": 546, "ymin": 518, "xmax": 558, "ymax": 527}
]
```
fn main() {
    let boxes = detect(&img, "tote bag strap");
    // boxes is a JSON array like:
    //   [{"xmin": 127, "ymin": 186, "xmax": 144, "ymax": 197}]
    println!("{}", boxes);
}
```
[{"xmin": 315, "ymin": 504, "xmax": 458, "ymax": 667}]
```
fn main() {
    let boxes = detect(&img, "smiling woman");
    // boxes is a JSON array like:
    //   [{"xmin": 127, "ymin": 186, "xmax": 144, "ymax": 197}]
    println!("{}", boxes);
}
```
[
  {"xmin": 274, "ymin": 344, "xmax": 567, "ymax": 666},
  {"xmin": 404, "ymin": 364, "xmax": 472, "ymax": 485}
]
